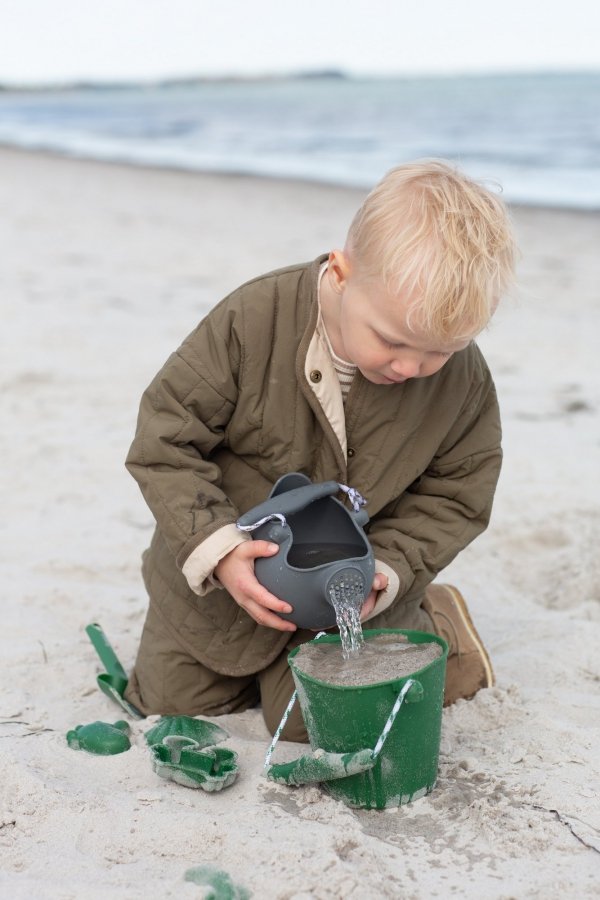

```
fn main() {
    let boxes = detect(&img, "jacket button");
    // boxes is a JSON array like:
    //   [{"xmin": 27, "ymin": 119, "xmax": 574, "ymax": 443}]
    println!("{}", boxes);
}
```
[
  {"xmin": 347, "ymin": 447, "xmax": 356, "ymax": 458},
  {"xmin": 310, "ymin": 370, "xmax": 322, "ymax": 383}
]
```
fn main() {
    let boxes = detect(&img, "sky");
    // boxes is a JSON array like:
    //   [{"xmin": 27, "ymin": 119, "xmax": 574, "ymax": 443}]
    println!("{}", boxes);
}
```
[{"xmin": 0, "ymin": 0, "xmax": 599, "ymax": 85}]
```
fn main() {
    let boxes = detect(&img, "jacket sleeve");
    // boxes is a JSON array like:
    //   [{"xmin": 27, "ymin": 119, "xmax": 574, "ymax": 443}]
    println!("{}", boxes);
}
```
[
  {"xmin": 125, "ymin": 304, "xmax": 244, "ymax": 569},
  {"xmin": 366, "ymin": 365, "xmax": 502, "ymax": 608}
]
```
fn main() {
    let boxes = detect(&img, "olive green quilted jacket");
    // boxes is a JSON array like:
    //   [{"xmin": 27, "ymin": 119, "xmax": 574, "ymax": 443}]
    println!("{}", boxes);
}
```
[{"xmin": 126, "ymin": 255, "xmax": 502, "ymax": 675}]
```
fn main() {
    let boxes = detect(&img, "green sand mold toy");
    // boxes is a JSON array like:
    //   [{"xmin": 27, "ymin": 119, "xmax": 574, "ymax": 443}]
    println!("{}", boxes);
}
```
[
  {"xmin": 144, "ymin": 715, "xmax": 229, "ymax": 749},
  {"xmin": 184, "ymin": 865, "xmax": 251, "ymax": 899},
  {"xmin": 151, "ymin": 735, "xmax": 239, "ymax": 791},
  {"xmin": 66, "ymin": 720, "xmax": 131, "ymax": 755}
]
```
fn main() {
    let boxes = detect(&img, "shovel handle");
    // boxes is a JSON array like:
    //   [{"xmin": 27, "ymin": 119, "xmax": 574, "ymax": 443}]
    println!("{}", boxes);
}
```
[{"xmin": 85, "ymin": 623, "xmax": 129, "ymax": 681}]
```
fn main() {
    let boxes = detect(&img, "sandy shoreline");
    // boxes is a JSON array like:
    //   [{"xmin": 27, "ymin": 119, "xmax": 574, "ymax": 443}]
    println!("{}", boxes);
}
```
[
  {"xmin": 4, "ymin": 141, "xmax": 600, "ymax": 216},
  {"xmin": 1, "ymin": 146, "xmax": 599, "ymax": 898}
]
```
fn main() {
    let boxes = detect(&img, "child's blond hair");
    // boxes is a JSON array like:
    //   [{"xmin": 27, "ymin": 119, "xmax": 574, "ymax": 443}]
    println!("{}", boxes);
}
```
[{"xmin": 345, "ymin": 160, "xmax": 516, "ymax": 341}]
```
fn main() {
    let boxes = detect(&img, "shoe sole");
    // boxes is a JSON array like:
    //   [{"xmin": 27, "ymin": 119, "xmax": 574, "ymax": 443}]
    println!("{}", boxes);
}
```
[{"xmin": 440, "ymin": 585, "xmax": 495, "ymax": 688}]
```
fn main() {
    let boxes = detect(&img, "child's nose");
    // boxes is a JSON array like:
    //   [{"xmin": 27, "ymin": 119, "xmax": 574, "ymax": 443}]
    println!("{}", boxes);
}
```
[{"xmin": 391, "ymin": 356, "xmax": 421, "ymax": 378}]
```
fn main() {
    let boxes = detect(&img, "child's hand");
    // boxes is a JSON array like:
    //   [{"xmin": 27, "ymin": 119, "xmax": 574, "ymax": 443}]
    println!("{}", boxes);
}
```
[
  {"xmin": 215, "ymin": 542, "xmax": 297, "ymax": 632},
  {"xmin": 360, "ymin": 573, "xmax": 388, "ymax": 621}
]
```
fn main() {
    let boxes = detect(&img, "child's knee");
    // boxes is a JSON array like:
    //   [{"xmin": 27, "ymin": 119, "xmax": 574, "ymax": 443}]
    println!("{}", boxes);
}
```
[{"xmin": 129, "ymin": 602, "xmax": 259, "ymax": 717}]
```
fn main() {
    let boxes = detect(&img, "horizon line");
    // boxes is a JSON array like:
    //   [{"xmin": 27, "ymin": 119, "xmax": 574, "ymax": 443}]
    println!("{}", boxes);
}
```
[{"xmin": 1, "ymin": 66, "xmax": 600, "ymax": 92}]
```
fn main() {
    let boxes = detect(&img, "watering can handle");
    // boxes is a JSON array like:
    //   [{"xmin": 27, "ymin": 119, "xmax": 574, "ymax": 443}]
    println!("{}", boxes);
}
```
[
  {"xmin": 264, "ymin": 677, "xmax": 423, "ymax": 786},
  {"xmin": 237, "ymin": 481, "xmax": 341, "ymax": 529}
]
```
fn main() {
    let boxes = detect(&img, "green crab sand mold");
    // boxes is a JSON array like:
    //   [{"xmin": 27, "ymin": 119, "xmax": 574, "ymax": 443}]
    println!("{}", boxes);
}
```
[
  {"xmin": 151, "ymin": 735, "xmax": 239, "ymax": 791},
  {"xmin": 145, "ymin": 716, "xmax": 237, "ymax": 791},
  {"xmin": 66, "ymin": 720, "xmax": 131, "ymax": 755}
]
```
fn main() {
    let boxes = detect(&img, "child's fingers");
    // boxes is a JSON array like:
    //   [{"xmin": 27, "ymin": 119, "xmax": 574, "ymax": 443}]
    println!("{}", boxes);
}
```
[
  {"xmin": 243, "ymin": 540, "xmax": 280, "ymax": 559},
  {"xmin": 241, "ymin": 583, "xmax": 296, "ymax": 629},
  {"xmin": 233, "ymin": 568, "xmax": 295, "ymax": 625},
  {"xmin": 220, "ymin": 539, "xmax": 296, "ymax": 630},
  {"xmin": 372, "ymin": 573, "xmax": 389, "ymax": 592},
  {"xmin": 359, "ymin": 574, "xmax": 388, "ymax": 621},
  {"xmin": 251, "ymin": 581, "xmax": 293, "ymax": 613},
  {"xmin": 249, "ymin": 581, "xmax": 293, "ymax": 617},
  {"xmin": 360, "ymin": 591, "xmax": 377, "ymax": 621},
  {"xmin": 245, "ymin": 600, "xmax": 297, "ymax": 632}
]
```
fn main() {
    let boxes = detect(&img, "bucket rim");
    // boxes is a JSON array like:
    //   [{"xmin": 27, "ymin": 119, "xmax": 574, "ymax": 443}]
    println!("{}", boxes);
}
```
[{"xmin": 288, "ymin": 628, "xmax": 448, "ymax": 692}]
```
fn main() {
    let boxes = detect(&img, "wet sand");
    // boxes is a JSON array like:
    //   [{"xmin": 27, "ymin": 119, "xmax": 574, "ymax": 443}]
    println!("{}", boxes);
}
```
[{"xmin": 294, "ymin": 634, "xmax": 442, "ymax": 686}]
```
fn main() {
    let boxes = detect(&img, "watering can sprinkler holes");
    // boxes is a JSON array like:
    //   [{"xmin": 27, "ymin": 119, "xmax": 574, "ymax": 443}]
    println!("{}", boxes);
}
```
[{"xmin": 327, "ymin": 573, "xmax": 365, "ymax": 658}]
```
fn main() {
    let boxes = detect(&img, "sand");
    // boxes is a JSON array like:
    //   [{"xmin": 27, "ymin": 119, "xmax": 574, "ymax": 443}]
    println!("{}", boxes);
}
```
[{"xmin": 1, "ymin": 146, "xmax": 599, "ymax": 899}]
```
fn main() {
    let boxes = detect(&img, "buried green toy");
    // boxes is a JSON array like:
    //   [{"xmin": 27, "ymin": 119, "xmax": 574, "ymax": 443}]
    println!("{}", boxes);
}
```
[{"xmin": 184, "ymin": 865, "xmax": 251, "ymax": 899}]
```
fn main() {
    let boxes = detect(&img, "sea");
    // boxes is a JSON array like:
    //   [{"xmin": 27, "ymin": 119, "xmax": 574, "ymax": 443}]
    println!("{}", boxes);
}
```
[{"xmin": 1, "ymin": 71, "xmax": 599, "ymax": 209}]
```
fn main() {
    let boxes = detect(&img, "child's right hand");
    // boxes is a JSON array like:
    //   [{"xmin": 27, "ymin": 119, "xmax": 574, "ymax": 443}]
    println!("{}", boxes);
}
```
[{"xmin": 215, "ymin": 541, "xmax": 297, "ymax": 632}]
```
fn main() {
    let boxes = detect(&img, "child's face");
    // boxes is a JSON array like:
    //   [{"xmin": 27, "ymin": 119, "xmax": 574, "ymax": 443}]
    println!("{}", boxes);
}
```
[{"xmin": 325, "ymin": 252, "xmax": 471, "ymax": 385}]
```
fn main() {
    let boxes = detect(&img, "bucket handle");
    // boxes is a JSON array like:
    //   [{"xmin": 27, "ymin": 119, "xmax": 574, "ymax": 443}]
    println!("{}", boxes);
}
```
[{"xmin": 264, "ymin": 677, "xmax": 422, "ymax": 786}]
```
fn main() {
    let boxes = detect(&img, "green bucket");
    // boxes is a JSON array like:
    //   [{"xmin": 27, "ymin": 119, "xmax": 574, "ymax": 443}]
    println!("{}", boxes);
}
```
[{"xmin": 285, "ymin": 629, "xmax": 448, "ymax": 810}]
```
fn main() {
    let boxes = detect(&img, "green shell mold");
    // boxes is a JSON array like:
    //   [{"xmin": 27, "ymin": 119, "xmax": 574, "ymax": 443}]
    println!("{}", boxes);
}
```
[{"xmin": 144, "ymin": 715, "xmax": 229, "ymax": 749}]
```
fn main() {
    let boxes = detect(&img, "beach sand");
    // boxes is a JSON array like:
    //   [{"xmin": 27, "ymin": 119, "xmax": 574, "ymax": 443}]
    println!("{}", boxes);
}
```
[{"xmin": 1, "ymin": 146, "xmax": 599, "ymax": 898}]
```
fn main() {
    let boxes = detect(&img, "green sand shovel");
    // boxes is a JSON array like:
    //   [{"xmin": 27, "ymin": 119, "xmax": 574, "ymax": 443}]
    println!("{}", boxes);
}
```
[{"xmin": 85, "ymin": 623, "xmax": 144, "ymax": 719}]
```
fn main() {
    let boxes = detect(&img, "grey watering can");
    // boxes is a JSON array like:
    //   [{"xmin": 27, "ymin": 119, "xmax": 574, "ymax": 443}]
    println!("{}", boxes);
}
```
[{"xmin": 236, "ymin": 473, "xmax": 375, "ymax": 629}]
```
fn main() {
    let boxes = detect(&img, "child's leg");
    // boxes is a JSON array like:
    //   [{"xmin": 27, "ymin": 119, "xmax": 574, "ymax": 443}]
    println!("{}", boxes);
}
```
[
  {"xmin": 257, "ymin": 629, "xmax": 316, "ymax": 744},
  {"xmin": 125, "ymin": 600, "xmax": 259, "ymax": 718}
]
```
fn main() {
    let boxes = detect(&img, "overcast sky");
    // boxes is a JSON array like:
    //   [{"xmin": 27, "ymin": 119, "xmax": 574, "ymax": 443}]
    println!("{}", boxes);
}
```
[{"xmin": 1, "ymin": 0, "xmax": 598, "ymax": 85}]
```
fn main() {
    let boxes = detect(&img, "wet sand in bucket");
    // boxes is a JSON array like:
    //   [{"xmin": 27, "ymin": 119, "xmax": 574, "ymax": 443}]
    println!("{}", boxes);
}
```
[{"xmin": 294, "ymin": 633, "xmax": 442, "ymax": 686}]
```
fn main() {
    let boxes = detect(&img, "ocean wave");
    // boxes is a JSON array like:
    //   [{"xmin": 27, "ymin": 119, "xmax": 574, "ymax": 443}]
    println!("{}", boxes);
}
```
[{"xmin": 1, "ymin": 73, "xmax": 599, "ymax": 209}]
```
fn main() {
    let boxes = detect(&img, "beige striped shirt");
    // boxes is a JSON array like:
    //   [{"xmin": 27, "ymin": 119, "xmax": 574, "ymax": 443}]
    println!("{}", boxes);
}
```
[{"xmin": 318, "ymin": 264, "xmax": 357, "ymax": 402}]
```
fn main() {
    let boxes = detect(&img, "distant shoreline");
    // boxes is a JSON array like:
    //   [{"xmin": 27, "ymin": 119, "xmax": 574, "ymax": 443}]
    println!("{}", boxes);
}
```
[
  {"xmin": 1, "ymin": 67, "xmax": 599, "ymax": 93},
  {"xmin": 0, "ymin": 70, "xmax": 351, "ymax": 93}
]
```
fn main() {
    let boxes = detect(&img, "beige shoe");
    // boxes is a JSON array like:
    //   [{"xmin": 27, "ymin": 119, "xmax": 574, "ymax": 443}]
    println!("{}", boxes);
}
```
[{"xmin": 422, "ymin": 584, "xmax": 495, "ymax": 706}]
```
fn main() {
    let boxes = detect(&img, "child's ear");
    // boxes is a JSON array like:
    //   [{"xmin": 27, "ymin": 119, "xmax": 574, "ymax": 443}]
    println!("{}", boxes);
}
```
[{"xmin": 327, "ymin": 249, "xmax": 352, "ymax": 292}]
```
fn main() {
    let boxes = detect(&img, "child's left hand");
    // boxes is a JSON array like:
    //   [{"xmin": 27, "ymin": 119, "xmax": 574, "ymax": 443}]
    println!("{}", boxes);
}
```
[{"xmin": 360, "ymin": 573, "xmax": 388, "ymax": 621}]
